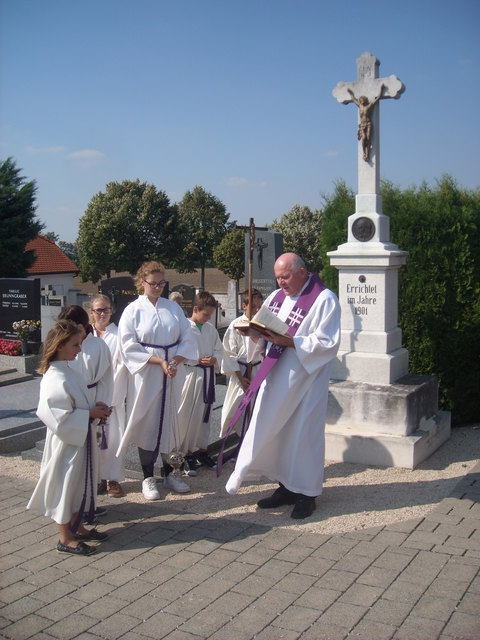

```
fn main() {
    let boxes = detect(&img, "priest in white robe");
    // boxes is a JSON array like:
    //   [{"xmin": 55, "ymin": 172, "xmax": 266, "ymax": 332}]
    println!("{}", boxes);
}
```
[{"xmin": 225, "ymin": 253, "xmax": 341, "ymax": 519}]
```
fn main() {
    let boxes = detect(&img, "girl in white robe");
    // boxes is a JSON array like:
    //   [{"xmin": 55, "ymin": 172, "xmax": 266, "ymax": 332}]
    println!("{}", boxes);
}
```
[
  {"xmin": 90, "ymin": 294, "xmax": 127, "ymax": 497},
  {"xmin": 177, "ymin": 292, "xmax": 223, "ymax": 467},
  {"xmin": 116, "ymin": 261, "xmax": 197, "ymax": 500},
  {"xmin": 27, "ymin": 320, "xmax": 112, "ymax": 556}
]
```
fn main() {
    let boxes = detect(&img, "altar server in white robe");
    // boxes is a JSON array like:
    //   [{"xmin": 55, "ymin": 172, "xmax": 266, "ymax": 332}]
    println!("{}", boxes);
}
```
[
  {"xmin": 225, "ymin": 253, "xmax": 341, "ymax": 519},
  {"xmin": 177, "ymin": 291, "xmax": 223, "ymax": 472},
  {"xmin": 27, "ymin": 320, "xmax": 112, "ymax": 556},
  {"xmin": 90, "ymin": 293, "xmax": 127, "ymax": 498},
  {"xmin": 116, "ymin": 261, "xmax": 197, "ymax": 501},
  {"xmin": 220, "ymin": 288, "xmax": 264, "ymax": 439}
]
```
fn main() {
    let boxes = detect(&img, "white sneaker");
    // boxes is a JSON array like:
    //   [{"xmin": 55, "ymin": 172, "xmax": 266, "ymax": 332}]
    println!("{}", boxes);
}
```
[
  {"xmin": 142, "ymin": 477, "xmax": 161, "ymax": 500},
  {"xmin": 164, "ymin": 474, "xmax": 190, "ymax": 493}
]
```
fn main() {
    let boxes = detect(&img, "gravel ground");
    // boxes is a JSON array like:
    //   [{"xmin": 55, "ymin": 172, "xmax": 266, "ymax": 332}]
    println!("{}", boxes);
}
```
[{"xmin": 3, "ymin": 425, "xmax": 479, "ymax": 535}]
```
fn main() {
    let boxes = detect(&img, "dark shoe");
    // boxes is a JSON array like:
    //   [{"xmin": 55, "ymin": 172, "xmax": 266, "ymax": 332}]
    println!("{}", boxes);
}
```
[
  {"xmin": 75, "ymin": 528, "xmax": 109, "ymax": 542},
  {"xmin": 184, "ymin": 455, "xmax": 198, "ymax": 476},
  {"xmin": 82, "ymin": 506, "xmax": 107, "ymax": 525},
  {"xmin": 57, "ymin": 541, "xmax": 97, "ymax": 556},
  {"xmin": 107, "ymin": 481, "xmax": 124, "ymax": 498},
  {"xmin": 97, "ymin": 480, "xmax": 107, "ymax": 495},
  {"xmin": 257, "ymin": 485, "xmax": 296, "ymax": 509},
  {"xmin": 196, "ymin": 451, "xmax": 216, "ymax": 469},
  {"xmin": 291, "ymin": 495, "xmax": 316, "ymax": 519}
]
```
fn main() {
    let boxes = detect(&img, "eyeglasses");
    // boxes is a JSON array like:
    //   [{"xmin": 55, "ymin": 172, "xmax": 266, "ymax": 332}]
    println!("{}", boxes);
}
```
[
  {"xmin": 143, "ymin": 279, "xmax": 166, "ymax": 288},
  {"xmin": 92, "ymin": 308, "xmax": 112, "ymax": 315}
]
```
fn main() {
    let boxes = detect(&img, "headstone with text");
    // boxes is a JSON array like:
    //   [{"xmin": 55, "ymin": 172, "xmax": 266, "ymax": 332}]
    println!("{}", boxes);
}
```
[
  {"xmin": 171, "ymin": 284, "xmax": 196, "ymax": 318},
  {"xmin": 244, "ymin": 229, "xmax": 283, "ymax": 299},
  {"xmin": 101, "ymin": 276, "xmax": 138, "ymax": 326},
  {"xmin": 0, "ymin": 278, "xmax": 41, "ymax": 342}
]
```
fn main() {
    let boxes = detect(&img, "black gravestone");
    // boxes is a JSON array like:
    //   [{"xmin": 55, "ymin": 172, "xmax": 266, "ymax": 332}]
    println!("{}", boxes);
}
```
[
  {"xmin": 171, "ymin": 284, "xmax": 196, "ymax": 318},
  {"xmin": 244, "ymin": 230, "xmax": 283, "ymax": 299},
  {"xmin": 0, "ymin": 278, "xmax": 41, "ymax": 341},
  {"xmin": 101, "ymin": 276, "xmax": 138, "ymax": 326}
]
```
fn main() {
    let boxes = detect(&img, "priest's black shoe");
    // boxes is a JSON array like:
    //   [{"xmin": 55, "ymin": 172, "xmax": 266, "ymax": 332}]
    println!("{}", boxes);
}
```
[
  {"xmin": 291, "ymin": 495, "xmax": 316, "ymax": 519},
  {"xmin": 257, "ymin": 484, "xmax": 296, "ymax": 509}
]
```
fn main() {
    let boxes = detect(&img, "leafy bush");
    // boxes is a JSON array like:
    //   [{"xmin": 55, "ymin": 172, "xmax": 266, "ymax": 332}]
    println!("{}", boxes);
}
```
[{"xmin": 319, "ymin": 177, "xmax": 480, "ymax": 425}]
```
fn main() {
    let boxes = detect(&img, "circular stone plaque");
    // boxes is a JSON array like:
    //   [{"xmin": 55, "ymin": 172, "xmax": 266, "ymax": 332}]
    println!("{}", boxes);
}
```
[{"xmin": 352, "ymin": 217, "xmax": 375, "ymax": 242}]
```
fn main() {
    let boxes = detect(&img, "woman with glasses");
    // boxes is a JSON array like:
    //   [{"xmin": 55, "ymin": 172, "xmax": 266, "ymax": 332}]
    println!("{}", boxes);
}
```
[
  {"xmin": 90, "ymin": 294, "xmax": 126, "ymax": 499},
  {"xmin": 116, "ymin": 261, "xmax": 197, "ymax": 500}
]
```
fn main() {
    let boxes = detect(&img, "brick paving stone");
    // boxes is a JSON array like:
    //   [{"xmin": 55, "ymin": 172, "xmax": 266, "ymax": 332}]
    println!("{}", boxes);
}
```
[
  {"xmin": 205, "ymin": 560, "xmax": 256, "ymax": 583},
  {"xmin": 237, "ymin": 544, "xmax": 278, "ymax": 566},
  {"xmin": 232, "ymin": 573, "xmax": 277, "ymax": 597},
  {"xmin": 356, "ymin": 565, "xmax": 401, "ymax": 589},
  {"xmin": 0, "ymin": 580, "xmax": 43, "ymax": 604},
  {"xmin": 373, "ymin": 549, "xmax": 415, "ymax": 572},
  {"xmin": 381, "ymin": 578, "xmax": 426, "ymax": 605},
  {"xmin": 202, "ymin": 590, "xmax": 255, "ymax": 617},
  {"xmin": 108, "ymin": 577, "xmax": 157, "ymax": 601},
  {"xmin": 311, "ymin": 538, "xmax": 358, "ymax": 561},
  {"xmin": 197, "ymin": 548, "xmax": 240, "ymax": 568},
  {"xmin": 140, "ymin": 562, "xmax": 180, "ymax": 585},
  {"xmin": 35, "ymin": 595, "xmax": 87, "ymax": 622},
  {"xmin": 221, "ymin": 602, "xmax": 278, "ymax": 636},
  {"xmin": 437, "ymin": 558, "xmax": 479, "ymax": 582},
  {"xmin": 315, "ymin": 601, "xmax": 368, "ymax": 630},
  {"xmin": 162, "ymin": 550, "xmax": 205, "ymax": 571},
  {"xmin": 275, "ymin": 543, "xmax": 314, "ymax": 564},
  {"xmin": 441, "ymin": 610, "xmax": 480, "ymax": 639},
  {"xmin": 177, "ymin": 607, "xmax": 232, "ymax": 637},
  {"xmin": 87, "ymin": 612, "xmax": 140, "ymax": 638},
  {"xmin": 364, "ymin": 597, "xmax": 414, "ymax": 626},
  {"xmin": 370, "ymin": 530, "xmax": 410, "ymax": 547},
  {"xmin": 148, "ymin": 577, "xmax": 195, "ymax": 602},
  {"xmin": 254, "ymin": 558, "xmax": 298, "ymax": 581},
  {"xmin": 338, "ymin": 582, "xmax": 382, "ymax": 607},
  {"xmin": 274, "ymin": 571, "xmax": 318, "ymax": 595},
  {"xmin": 413, "ymin": 594, "xmax": 459, "ymax": 622},
  {"xmin": 59, "ymin": 565, "xmax": 105, "ymax": 587},
  {"xmin": 69, "ymin": 579, "xmax": 117, "ymax": 604},
  {"xmin": 312, "ymin": 568, "xmax": 356, "ymax": 591},
  {"xmin": 184, "ymin": 538, "xmax": 221, "ymax": 556},
  {"xmin": 0, "ymin": 567, "xmax": 33, "ymax": 588},
  {"xmin": 0, "ymin": 596, "xmax": 44, "ymax": 623},
  {"xmin": 260, "ymin": 530, "xmax": 302, "ymax": 551},
  {"xmin": 334, "ymin": 552, "xmax": 374, "ymax": 574},
  {"xmin": 294, "ymin": 555, "xmax": 334, "ymax": 577},
  {"xmin": 80, "ymin": 595, "xmax": 131, "ymax": 620},
  {"xmin": 300, "ymin": 620, "xmax": 349, "ymax": 639},
  {"xmin": 38, "ymin": 611, "xmax": 98, "ymax": 639},
  {"xmin": 121, "ymin": 593, "xmax": 171, "ymax": 620},
  {"xmin": 456, "ymin": 591, "xmax": 480, "ymax": 615},
  {"xmin": 131, "ymin": 610, "xmax": 184, "ymax": 639},
  {"xmin": 424, "ymin": 576, "xmax": 472, "ymax": 601},
  {"xmin": 255, "ymin": 624, "xmax": 300, "ymax": 639},
  {"xmin": 159, "ymin": 630, "xmax": 204, "ymax": 640},
  {"xmin": 393, "ymin": 614, "xmax": 446, "ymax": 640},
  {"xmin": 384, "ymin": 518, "xmax": 423, "ymax": 533},
  {"xmin": 271, "ymin": 604, "xmax": 321, "ymax": 633},
  {"xmin": 255, "ymin": 588, "xmax": 298, "ymax": 613},
  {"xmin": 2, "ymin": 613, "xmax": 53, "ymax": 639},
  {"xmin": 295, "ymin": 586, "xmax": 340, "ymax": 612},
  {"xmin": 295, "ymin": 532, "xmax": 331, "ymax": 549},
  {"xmin": 350, "ymin": 618, "xmax": 397, "ymax": 640}
]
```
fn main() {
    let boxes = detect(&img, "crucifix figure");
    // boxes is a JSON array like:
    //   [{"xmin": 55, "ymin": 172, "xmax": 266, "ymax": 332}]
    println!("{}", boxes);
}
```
[{"xmin": 333, "ymin": 52, "xmax": 405, "ymax": 194}]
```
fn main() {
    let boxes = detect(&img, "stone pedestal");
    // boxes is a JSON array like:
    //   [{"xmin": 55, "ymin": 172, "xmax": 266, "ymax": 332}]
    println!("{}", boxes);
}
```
[{"xmin": 325, "ymin": 375, "xmax": 451, "ymax": 469}]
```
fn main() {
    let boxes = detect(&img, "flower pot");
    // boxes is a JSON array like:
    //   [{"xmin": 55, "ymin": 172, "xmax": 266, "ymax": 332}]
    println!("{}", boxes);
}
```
[{"xmin": 21, "ymin": 340, "xmax": 29, "ymax": 356}]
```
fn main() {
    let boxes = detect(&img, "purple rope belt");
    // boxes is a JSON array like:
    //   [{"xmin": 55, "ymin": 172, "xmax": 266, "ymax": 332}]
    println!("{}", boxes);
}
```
[
  {"xmin": 140, "ymin": 339, "xmax": 180, "ymax": 463},
  {"xmin": 70, "ymin": 421, "xmax": 95, "ymax": 533},
  {"xmin": 195, "ymin": 364, "xmax": 216, "ymax": 422}
]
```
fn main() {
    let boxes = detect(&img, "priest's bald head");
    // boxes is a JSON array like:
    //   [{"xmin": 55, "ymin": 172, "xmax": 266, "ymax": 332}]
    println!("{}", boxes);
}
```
[{"xmin": 274, "ymin": 253, "xmax": 309, "ymax": 297}]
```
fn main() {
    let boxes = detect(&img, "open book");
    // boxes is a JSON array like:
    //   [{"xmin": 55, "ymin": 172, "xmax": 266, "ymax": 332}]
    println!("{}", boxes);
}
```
[{"xmin": 234, "ymin": 305, "xmax": 290, "ymax": 338}]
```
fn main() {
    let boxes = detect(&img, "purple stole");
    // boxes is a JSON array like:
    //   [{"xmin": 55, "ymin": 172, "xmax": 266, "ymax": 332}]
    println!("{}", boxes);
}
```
[{"xmin": 216, "ymin": 274, "xmax": 326, "ymax": 476}]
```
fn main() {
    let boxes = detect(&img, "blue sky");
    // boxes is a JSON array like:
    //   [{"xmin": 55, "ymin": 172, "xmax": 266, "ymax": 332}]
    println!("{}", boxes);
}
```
[{"xmin": 1, "ymin": 0, "xmax": 479, "ymax": 243}]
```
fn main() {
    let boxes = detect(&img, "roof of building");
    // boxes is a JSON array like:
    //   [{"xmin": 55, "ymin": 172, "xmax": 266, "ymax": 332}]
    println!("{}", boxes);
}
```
[{"xmin": 25, "ymin": 235, "xmax": 78, "ymax": 275}]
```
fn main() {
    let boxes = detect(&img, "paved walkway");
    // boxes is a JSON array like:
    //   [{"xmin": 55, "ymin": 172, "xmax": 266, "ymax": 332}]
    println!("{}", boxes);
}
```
[{"xmin": 1, "ymin": 462, "xmax": 479, "ymax": 640}]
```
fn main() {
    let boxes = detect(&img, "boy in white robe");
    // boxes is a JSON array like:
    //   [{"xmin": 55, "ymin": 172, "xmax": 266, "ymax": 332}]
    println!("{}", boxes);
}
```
[
  {"xmin": 27, "ymin": 320, "xmax": 112, "ymax": 555},
  {"xmin": 177, "ymin": 292, "xmax": 223, "ymax": 472},
  {"xmin": 220, "ymin": 288, "xmax": 264, "ymax": 441}
]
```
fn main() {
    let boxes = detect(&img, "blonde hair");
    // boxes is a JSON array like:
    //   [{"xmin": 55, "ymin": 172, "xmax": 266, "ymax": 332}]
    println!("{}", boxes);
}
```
[
  {"xmin": 37, "ymin": 320, "xmax": 82, "ymax": 374},
  {"xmin": 134, "ymin": 261, "xmax": 165, "ymax": 294},
  {"xmin": 90, "ymin": 293, "xmax": 111, "ymax": 308}
]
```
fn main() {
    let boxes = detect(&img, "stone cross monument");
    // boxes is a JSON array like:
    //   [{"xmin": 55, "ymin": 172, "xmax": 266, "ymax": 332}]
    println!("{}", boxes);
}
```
[
  {"xmin": 325, "ymin": 52, "xmax": 450, "ymax": 469},
  {"xmin": 328, "ymin": 52, "xmax": 408, "ymax": 385}
]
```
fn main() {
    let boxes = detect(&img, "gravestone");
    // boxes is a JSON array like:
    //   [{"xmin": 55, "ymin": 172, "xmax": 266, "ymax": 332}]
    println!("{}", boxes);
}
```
[
  {"xmin": 100, "ymin": 276, "xmax": 138, "ymax": 325},
  {"xmin": 244, "ymin": 229, "xmax": 283, "ymax": 298},
  {"xmin": 170, "ymin": 284, "xmax": 196, "ymax": 318},
  {"xmin": 0, "ymin": 278, "xmax": 41, "ymax": 344},
  {"xmin": 326, "ymin": 52, "xmax": 450, "ymax": 468}
]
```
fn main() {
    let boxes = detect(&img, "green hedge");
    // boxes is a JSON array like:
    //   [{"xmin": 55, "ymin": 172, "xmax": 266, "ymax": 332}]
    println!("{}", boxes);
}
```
[{"xmin": 320, "ymin": 176, "xmax": 480, "ymax": 425}]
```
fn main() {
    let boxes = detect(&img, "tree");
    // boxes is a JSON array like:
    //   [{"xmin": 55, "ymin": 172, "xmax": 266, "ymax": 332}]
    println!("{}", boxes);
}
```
[
  {"xmin": 77, "ymin": 179, "xmax": 180, "ymax": 282},
  {"xmin": 270, "ymin": 204, "xmax": 323, "ymax": 273},
  {"xmin": 176, "ymin": 185, "xmax": 234, "ymax": 290},
  {"xmin": 0, "ymin": 157, "xmax": 43, "ymax": 277},
  {"xmin": 213, "ymin": 227, "xmax": 245, "ymax": 288},
  {"xmin": 58, "ymin": 241, "xmax": 79, "ymax": 265}
]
